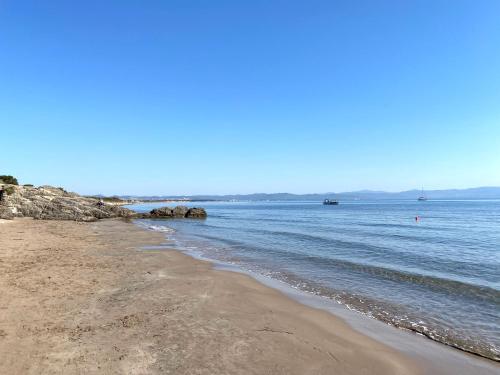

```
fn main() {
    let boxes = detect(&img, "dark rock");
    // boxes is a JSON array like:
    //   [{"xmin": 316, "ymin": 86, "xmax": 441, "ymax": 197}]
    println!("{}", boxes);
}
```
[
  {"xmin": 102, "ymin": 205, "xmax": 137, "ymax": 218},
  {"xmin": 150, "ymin": 207, "xmax": 174, "ymax": 217},
  {"xmin": 148, "ymin": 206, "xmax": 207, "ymax": 219},
  {"xmin": 185, "ymin": 207, "xmax": 207, "ymax": 218},
  {"xmin": 173, "ymin": 206, "xmax": 189, "ymax": 217}
]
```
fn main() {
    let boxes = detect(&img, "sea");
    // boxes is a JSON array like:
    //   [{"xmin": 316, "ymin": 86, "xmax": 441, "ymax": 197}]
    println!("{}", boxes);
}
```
[{"xmin": 127, "ymin": 200, "xmax": 500, "ymax": 361}]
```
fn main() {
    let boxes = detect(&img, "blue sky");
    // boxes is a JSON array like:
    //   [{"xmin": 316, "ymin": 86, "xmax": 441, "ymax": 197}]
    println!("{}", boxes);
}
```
[{"xmin": 1, "ymin": 1, "xmax": 499, "ymax": 195}]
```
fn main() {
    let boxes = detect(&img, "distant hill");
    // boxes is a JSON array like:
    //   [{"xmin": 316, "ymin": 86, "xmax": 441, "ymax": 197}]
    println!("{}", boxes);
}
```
[{"xmin": 120, "ymin": 187, "xmax": 500, "ymax": 201}]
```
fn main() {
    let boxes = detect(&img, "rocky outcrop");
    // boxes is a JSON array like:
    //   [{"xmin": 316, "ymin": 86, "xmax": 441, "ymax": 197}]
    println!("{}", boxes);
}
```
[
  {"xmin": 0, "ymin": 184, "xmax": 137, "ymax": 221},
  {"xmin": 173, "ymin": 206, "xmax": 189, "ymax": 217},
  {"xmin": 150, "ymin": 207, "xmax": 174, "ymax": 218},
  {"xmin": 147, "ymin": 206, "xmax": 206, "ymax": 219},
  {"xmin": 185, "ymin": 207, "xmax": 207, "ymax": 218},
  {"xmin": 0, "ymin": 184, "xmax": 207, "ymax": 221},
  {"xmin": 0, "ymin": 205, "xmax": 14, "ymax": 220}
]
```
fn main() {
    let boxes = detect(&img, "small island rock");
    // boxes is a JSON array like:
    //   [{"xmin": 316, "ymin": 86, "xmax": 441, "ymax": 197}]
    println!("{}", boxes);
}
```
[
  {"xmin": 185, "ymin": 207, "xmax": 207, "ymax": 218},
  {"xmin": 150, "ymin": 207, "xmax": 174, "ymax": 217}
]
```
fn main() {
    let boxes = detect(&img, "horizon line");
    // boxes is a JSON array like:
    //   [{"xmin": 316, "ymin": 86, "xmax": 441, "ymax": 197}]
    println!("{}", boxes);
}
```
[{"xmin": 104, "ymin": 185, "xmax": 500, "ymax": 197}]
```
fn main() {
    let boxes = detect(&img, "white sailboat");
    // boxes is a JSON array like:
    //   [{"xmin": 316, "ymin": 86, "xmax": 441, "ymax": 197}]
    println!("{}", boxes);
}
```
[{"xmin": 418, "ymin": 187, "xmax": 427, "ymax": 201}]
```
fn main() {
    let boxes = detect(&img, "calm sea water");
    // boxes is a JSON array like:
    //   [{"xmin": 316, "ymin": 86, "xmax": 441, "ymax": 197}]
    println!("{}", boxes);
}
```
[{"xmin": 128, "ymin": 200, "xmax": 500, "ymax": 361}]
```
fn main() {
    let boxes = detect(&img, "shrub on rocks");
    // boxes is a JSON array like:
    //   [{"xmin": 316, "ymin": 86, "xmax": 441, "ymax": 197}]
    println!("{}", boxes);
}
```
[{"xmin": 0, "ymin": 175, "xmax": 18, "ymax": 185}]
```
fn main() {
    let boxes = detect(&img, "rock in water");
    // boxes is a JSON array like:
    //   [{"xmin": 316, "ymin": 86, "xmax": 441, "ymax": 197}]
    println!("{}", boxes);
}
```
[
  {"xmin": 150, "ymin": 207, "xmax": 174, "ymax": 217},
  {"xmin": 173, "ymin": 206, "xmax": 189, "ymax": 217},
  {"xmin": 146, "ymin": 206, "xmax": 207, "ymax": 219},
  {"xmin": 185, "ymin": 208, "xmax": 207, "ymax": 218}
]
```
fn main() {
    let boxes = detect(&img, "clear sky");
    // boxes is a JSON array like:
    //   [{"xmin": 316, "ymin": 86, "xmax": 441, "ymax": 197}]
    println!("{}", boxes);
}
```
[{"xmin": 1, "ymin": 1, "xmax": 499, "ymax": 195}]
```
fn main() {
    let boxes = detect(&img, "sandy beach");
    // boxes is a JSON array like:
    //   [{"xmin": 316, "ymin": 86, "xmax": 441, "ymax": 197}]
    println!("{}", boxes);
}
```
[{"xmin": 0, "ymin": 218, "xmax": 425, "ymax": 374}]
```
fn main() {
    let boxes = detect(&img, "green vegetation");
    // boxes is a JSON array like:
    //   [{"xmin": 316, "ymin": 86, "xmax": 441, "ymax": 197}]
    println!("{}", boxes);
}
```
[
  {"xmin": 4, "ymin": 186, "xmax": 15, "ymax": 195},
  {"xmin": 0, "ymin": 175, "xmax": 18, "ymax": 185},
  {"xmin": 23, "ymin": 184, "xmax": 34, "ymax": 187}
]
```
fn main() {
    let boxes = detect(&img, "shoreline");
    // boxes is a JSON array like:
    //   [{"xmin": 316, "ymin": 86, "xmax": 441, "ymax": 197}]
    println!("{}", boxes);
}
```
[
  {"xmin": 141, "ymin": 225, "xmax": 500, "ymax": 373},
  {"xmin": 0, "ymin": 218, "xmax": 497, "ymax": 374},
  {"xmin": 212, "ymin": 262, "xmax": 500, "ymax": 374},
  {"xmin": 0, "ymin": 218, "xmax": 417, "ymax": 374},
  {"xmin": 129, "ymin": 199, "xmax": 499, "ymax": 363},
  {"xmin": 169, "ymin": 239, "xmax": 500, "ymax": 366}
]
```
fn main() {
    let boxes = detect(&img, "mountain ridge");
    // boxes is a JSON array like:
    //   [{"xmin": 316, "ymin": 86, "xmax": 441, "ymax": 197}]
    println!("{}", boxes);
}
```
[{"xmin": 117, "ymin": 186, "xmax": 500, "ymax": 201}]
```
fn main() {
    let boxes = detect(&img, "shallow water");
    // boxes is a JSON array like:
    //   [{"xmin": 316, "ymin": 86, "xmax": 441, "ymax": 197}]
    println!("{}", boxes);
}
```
[{"xmin": 129, "ymin": 200, "xmax": 500, "ymax": 361}]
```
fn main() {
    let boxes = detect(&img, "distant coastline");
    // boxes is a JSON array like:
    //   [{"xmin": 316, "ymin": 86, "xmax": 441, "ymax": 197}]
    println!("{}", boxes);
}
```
[
  {"xmin": 113, "ymin": 186, "xmax": 500, "ymax": 202},
  {"xmin": 86, "ymin": 196, "xmax": 219, "ymax": 206}
]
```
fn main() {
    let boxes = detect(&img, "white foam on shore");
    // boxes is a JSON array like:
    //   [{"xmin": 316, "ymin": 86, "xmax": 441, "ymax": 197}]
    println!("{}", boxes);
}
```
[
  {"xmin": 134, "ymin": 221, "xmax": 176, "ymax": 234},
  {"xmin": 147, "ymin": 225, "xmax": 175, "ymax": 233}
]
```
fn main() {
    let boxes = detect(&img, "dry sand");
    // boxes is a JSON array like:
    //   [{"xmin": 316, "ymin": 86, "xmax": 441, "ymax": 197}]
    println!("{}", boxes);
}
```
[{"xmin": 0, "ymin": 218, "xmax": 421, "ymax": 374}]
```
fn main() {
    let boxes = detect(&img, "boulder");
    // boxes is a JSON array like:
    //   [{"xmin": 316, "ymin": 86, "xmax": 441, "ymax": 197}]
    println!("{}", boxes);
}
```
[
  {"xmin": 102, "ymin": 205, "xmax": 137, "ymax": 218},
  {"xmin": 185, "ymin": 207, "xmax": 207, "ymax": 218},
  {"xmin": 150, "ymin": 207, "xmax": 174, "ymax": 217},
  {"xmin": 148, "ymin": 206, "xmax": 207, "ymax": 219},
  {"xmin": 172, "ymin": 206, "xmax": 189, "ymax": 217},
  {"xmin": 0, "ymin": 205, "xmax": 14, "ymax": 220}
]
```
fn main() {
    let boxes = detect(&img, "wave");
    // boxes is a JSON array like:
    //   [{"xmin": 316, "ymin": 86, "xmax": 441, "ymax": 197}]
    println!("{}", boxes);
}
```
[
  {"xmin": 190, "ymin": 227, "xmax": 500, "ymax": 288},
  {"xmin": 134, "ymin": 221, "xmax": 176, "ymax": 234},
  {"xmin": 171, "ymin": 233, "xmax": 500, "ymax": 360},
  {"xmin": 309, "ymin": 256, "xmax": 500, "ymax": 301},
  {"xmin": 182, "ymin": 232, "xmax": 500, "ymax": 304}
]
